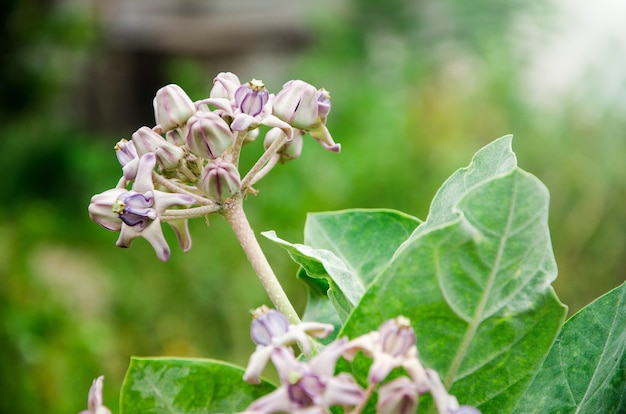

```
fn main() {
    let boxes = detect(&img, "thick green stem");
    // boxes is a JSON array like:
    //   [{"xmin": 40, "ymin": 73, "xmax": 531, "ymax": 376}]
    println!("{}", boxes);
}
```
[{"xmin": 221, "ymin": 198, "xmax": 301, "ymax": 325}]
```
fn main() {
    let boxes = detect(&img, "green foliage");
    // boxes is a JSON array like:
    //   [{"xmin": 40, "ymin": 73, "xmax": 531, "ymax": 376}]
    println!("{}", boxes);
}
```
[
  {"xmin": 118, "ymin": 137, "xmax": 623, "ymax": 412},
  {"xmin": 120, "ymin": 358, "xmax": 275, "ymax": 413},
  {"xmin": 272, "ymin": 136, "xmax": 569, "ymax": 411},
  {"xmin": 263, "ymin": 209, "xmax": 420, "ymax": 323},
  {"xmin": 513, "ymin": 281, "xmax": 626, "ymax": 413}
]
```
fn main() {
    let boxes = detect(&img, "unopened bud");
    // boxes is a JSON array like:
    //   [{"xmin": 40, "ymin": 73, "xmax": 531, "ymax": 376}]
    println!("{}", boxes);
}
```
[
  {"xmin": 186, "ymin": 112, "xmax": 234, "ymax": 159},
  {"xmin": 199, "ymin": 158, "xmax": 240, "ymax": 201},
  {"xmin": 132, "ymin": 127, "xmax": 164, "ymax": 155},
  {"xmin": 114, "ymin": 139, "xmax": 138, "ymax": 166},
  {"xmin": 132, "ymin": 127, "xmax": 184, "ymax": 170},
  {"xmin": 272, "ymin": 80, "xmax": 319, "ymax": 129},
  {"xmin": 165, "ymin": 128, "xmax": 186, "ymax": 146},
  {"xmin": 210, "ymin": 72, "xmax": 241, "ymax": 100},
  {"xmin": 153, "ymin": 84, "xmax": 196, "ymax": 131}
]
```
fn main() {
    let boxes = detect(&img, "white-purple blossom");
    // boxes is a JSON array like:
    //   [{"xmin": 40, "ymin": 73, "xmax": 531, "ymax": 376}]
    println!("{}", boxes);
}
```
[
  {"xmin": 244, "ymin": 306, "xmax": 334, "ymax": 384},
  {"xmin": 88, "ymin": 152, "xmax": 194, "ymax": 261},
  {"xmin": 246, "ymin": 340, "xmax": 364, "ymax": 413},
  {"xmin": 344, "ymin": 315, "xmax": 424, "ymax": 384}
]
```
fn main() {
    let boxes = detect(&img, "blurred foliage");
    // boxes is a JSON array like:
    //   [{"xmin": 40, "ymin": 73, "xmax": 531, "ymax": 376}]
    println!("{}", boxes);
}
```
[{"xmin": 0, "ymin": 0, "xmax": 625, "ymax": 413}]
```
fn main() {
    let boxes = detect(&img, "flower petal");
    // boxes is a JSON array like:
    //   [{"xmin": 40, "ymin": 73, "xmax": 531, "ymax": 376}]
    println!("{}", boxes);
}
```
[
  {"xmin": 88, "ymin": 189, "xmax": 126, "ymax": 231},
  {"xmin": 246, "ymin": 387, "xmax": 292, "ymax": 414},
  {"xmin": 243, "ymin": 345, "xmax": 275, "ymax": 384},
  {"xmin": 132, "ymin": 153, "xmax": 157, "ymax": 193},
  {"xmin": 167, "ymin": 219, "xmax": 192, "ymax": 252},
  {"xmin": 153, "ymin": 190, "xmax": 195, "ymax": 213}
]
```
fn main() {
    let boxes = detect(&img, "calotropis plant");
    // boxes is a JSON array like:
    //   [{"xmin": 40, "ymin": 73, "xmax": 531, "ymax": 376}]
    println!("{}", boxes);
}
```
[
  {"xmin": 84, "ymin": 72, "xmax": 626, "ymax": 414},
  {"xmin": 89, "ymin": 73, "xmax": 339, "ymax": 325}
]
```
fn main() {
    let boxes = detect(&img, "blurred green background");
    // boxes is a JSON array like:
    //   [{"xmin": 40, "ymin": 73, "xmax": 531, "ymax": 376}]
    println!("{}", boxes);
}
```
[{"xmin": 1, "ymin": 0, "xmax": 625, "ymax": 412}]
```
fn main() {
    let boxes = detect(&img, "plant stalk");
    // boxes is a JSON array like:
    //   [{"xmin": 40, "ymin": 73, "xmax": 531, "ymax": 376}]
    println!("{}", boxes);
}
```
[{"xmin": 221, "ymin": 198, "xmax": 301, "ymax": 325}]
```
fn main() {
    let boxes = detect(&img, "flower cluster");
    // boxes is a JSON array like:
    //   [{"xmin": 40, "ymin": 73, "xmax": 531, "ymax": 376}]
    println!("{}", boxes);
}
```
[
  {"xmin": 88, "ymin": 73, "xmax": 339, "ymax": 261},
  {"xmin": 243, "ymin": 308, "xmax": 480, "ymax": 414}
]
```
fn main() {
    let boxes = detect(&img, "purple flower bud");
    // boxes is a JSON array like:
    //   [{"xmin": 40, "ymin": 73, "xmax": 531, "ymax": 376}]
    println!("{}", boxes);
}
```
[
  {"xmin": 379, "ymin": 316, "xmax": 416, "ymax": 357},
  {"xmin": 153, "ymin": 84, "xmax": 196, "ymax": 131},
  {"xmin": 132, "ymin": 127, "xmax": 184, "ymax": 170},
  {"xmin": 165, "ymin": 128, "xmax": 185, "ymax": 146},
  {"xmin": 210, "ymin": 72, "xmax": 241, "ymax": 100},
  {"xmin": 235, "ymin": 79, "xmax": 269, "ymax": 117},
  {"xmin": 272, "ymin": 80, "xmax": 319, "ymax": 130},
  {"xmin": 114, "ymin": 139, "xmax": 138, "ymax": 166},
  {"xmin": 186, "ymin": 111, "xmax": 234, "ymax": 159},
  {"xmin": 250, "ymin": 305, "xmax": 290, "ymax": 346},
  {"xmin": 199, "ymin": 158, "xmax": 241, "ymax": 201},
  {"xmin": 114, "ymin": 139, "xmax": 140, "ymax": 180}
]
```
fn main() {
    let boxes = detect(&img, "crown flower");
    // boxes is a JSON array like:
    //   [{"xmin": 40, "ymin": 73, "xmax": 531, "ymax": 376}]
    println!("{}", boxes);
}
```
[
  {"xmin": 244, "ymin": 306, "xmax": 334, "ymax": 385},
  {"xmin": 246, "ymin": 341, "xmax": 364, "ymax": 413},
  {"xmin": 89, "ymin": 153, "xmax": 195, "ymax": 261}
]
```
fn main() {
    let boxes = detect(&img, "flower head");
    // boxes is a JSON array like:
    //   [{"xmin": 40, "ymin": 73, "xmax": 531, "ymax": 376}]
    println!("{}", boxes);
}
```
[
  {"xmin": 246, "ymin": 341, "xmax": 364, "ymax": 413},
  {"xmin": 344, "ymin": 316, "xmax": 422, "ymax": 384},
  {"xmin": 89, "ymin": 153, "xmax": 194, "ymax": 261},
  {"xmin": 235, "ymin": 79, "xmax": 270, "ymax": 117},
  {"xmin": 244, "ymin": 306, "xmax": 334, "ymax": 384}
]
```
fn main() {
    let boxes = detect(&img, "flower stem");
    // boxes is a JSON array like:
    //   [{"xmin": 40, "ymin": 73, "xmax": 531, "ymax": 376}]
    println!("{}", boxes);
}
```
[
  {"xmin": 221, "ymin": 198, "xmax": 301, "ymax": 325},
  {"xmin": 241, "ymin": 132, "xmax": 289, "ymax": 188}
]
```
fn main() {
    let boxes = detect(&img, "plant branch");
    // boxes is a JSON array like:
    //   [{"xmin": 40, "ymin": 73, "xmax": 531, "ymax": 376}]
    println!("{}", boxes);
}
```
[
  {"xmin": 161, "ymin": 204, "xmax": 222, "ymax": 221},
  {"xmin": 248, "ymin": 153, "xmax": 281, "ymax": 187},
  {"xmin": 221, "ymin": 198, "xmax": 301, "ymax": 325},
  {"xmin": 230, "ymin": 130, "xmax": 249, "ymax": 166},
  {"xmin": 152, "ymin": 172, "xmax": 211, "ymax": 205},
  {"xmin": 241, "ymin": 133, "xmax": 289, "ymax": 189}
]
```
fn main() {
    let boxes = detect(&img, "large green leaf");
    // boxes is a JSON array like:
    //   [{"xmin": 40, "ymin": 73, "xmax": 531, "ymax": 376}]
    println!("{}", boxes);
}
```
[
  {"xmin": 341, "ymin": 167, "xmax": 567, "ymax": 413},
  {"xmin": 513, "ymin": 281, "xmax": 626, "ymax": 413},
  {"xmin": 119, "ymin": 357, "xmax": 275, "ymax": 413},
  {"xmin": 411, "ymin": 134, "xmax": 516, "ymax": 238},
  {"xmin": 262, "ymin": 209, "xmax": 420, "ymax": 325}
]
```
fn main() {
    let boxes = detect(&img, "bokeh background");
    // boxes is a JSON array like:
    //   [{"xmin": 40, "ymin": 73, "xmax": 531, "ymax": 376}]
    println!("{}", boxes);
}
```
[{"xmin": 1, "ymin": 0, "xmax": 625, "ymax": 412}]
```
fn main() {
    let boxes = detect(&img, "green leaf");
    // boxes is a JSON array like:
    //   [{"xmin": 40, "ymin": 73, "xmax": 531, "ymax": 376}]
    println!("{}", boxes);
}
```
[
  {"xmin": 513, "ymin": 281, "xmax": 626, "ymax": 413},
  {"xmin": 262, "ymin": 209, "xmax": 420, "ymax": 325},
  {"xmin": 412, "ymin": 134, "xmax": 517, "ymax": 238},
  {"xmin": 119, "ymin": 357, "xmax": 275, "ymax": 413},
  {"xmin": 341, "ymin": 167, "xmax": 567, "ymax": 413},
  {"xmin": 262, "ymin": 229, "xmax": 364, "ymax": 321}
]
